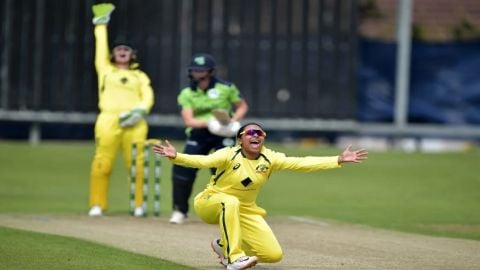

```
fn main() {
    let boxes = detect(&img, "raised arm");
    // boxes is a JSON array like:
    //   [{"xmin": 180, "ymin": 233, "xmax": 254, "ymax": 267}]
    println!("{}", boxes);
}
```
[{"xmin": 92, "ymin": 3, "xmax": 115, "ymax": 73}]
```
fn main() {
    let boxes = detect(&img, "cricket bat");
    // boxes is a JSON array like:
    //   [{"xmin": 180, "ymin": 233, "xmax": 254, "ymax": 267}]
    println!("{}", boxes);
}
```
[{"xmin": 212, "ymin": 109, "xmax": 231, "ymax": 125}]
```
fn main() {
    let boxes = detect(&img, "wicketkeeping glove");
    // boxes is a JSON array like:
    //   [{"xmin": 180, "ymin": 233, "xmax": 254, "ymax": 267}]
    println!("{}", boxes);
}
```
[
  {"xmin": 119, "ymin": 108, "xmax": 147, "ymax": 128},
  {"xmin": 92, "ymin": 3, "xmax": 115, "ymax": 25}
]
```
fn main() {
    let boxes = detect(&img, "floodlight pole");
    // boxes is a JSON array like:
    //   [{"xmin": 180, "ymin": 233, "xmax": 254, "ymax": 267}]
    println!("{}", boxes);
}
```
[{"xmin": 394, "ymin": 0, "xmax": 413, "ymax": 129}]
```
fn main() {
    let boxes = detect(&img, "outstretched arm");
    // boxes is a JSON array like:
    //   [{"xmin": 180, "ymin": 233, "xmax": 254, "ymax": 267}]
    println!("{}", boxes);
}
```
[
  {"xmin": 338, "ymin": 144, "xmax": 368, "ymax": 164},
  {"xmin": 153, "ymin": 140, "xmax": 227, "ymax": 169},
  {"xmin": 152, "ymin": 140, "xmax": 177, "ymax": 159}
]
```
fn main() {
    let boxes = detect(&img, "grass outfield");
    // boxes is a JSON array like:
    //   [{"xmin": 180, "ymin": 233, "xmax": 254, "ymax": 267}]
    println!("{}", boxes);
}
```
[
  {"xmin": 0, "ymin": 226, "xmax": 195, "ymax": 270},
  {"xmin": 0, "ymin": 140, "xmax": 479, "ymax": 268}
]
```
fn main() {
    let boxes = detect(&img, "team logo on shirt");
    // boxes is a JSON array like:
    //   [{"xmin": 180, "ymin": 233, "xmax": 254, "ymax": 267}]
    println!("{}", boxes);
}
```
[
  {"xmin": 256, "ymin": 164, "xmax": 269, "ymax": 174},
  {"xmin": 207, "ymin": 88, "xmax": 220, "ymax": 99},
  {"xmin": 120, "ymin": 77, "xmax": 128, "ymax": 84},
  {"xmin": 233, "ymin": 163, "xmax": 241, "ymax": 170}
]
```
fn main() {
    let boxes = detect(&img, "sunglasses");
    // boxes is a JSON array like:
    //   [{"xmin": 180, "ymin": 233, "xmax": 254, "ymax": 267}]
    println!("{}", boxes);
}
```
[{"xmin": 239, "ymin": 129, "xmax": 267, "ymax": 137}]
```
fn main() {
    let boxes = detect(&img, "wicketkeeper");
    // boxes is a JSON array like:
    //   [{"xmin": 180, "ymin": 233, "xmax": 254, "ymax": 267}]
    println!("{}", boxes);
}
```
[{"xmin": 88, "ymin": 3, "xmax": 154, "ymax": 217}]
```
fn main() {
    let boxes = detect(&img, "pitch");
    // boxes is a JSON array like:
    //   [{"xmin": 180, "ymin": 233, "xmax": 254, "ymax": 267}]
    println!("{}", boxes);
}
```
[{"xmin": 1, "ymin": 214, "xmax": 479, "ymax": 269}]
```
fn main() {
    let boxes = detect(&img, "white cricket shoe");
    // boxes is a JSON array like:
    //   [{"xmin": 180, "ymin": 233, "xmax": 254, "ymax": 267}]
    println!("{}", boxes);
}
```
[
  {"xmin": 169, "ymin": 210, "xmax": 186, "ymax": 224},
  {"xmin": 227, "ymin": 256, "xmax": 258, "ymax": 270},
  {"xmin": 134, "ymin": 206, "xmax": 145, "ymax": 217},
  {"xmin": 211, "ymin": 238, "xmax": 228, "ymax": 267},
  {"xmin": 88, "ymin": 205, "xmax": 102, "ymax": 217}
]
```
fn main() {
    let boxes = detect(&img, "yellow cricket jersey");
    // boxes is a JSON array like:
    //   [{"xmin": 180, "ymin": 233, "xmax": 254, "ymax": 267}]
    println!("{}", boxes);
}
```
[
  {"xmin": 94, "ymin": 25, "xmax": 154, "ymax": 114},
  {"xmin": 172, "ymin": 145, "xmax": 341, "ymax": 209}
]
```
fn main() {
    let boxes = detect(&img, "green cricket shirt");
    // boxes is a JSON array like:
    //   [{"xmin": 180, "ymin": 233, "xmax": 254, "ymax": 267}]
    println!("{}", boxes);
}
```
[{"xmin": 177, "ymin": 78, "xmax": 243, "ymax": 123}]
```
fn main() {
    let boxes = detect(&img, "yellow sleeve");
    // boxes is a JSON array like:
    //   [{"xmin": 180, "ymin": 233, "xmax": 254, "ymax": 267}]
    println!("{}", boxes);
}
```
[
  {"xmin": 271, "ymin": 151, "xmax": 341, "ymax": 172},
  {"xmin": 171, "ymin": 148, "xmax": 229, "ymax": 169},
  {"xmin": 94, "ymin": 24, "xmax": 112, "ymax": 78},
  {"xmin": 135, "ymin": 71, "xmax": 154, "ymax": 113}
]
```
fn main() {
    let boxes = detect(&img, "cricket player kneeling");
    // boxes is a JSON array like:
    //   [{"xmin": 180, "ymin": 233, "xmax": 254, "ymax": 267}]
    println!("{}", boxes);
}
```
[{"xmin": 208, "ymin": 119, "xmax": 240, "ymax": 137}]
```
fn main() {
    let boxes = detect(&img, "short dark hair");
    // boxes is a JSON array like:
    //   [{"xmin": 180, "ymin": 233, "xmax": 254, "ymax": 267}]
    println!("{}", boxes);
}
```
[{"xmin": 236, "ymin": 122, "xmax": 265, "ymax": 138}]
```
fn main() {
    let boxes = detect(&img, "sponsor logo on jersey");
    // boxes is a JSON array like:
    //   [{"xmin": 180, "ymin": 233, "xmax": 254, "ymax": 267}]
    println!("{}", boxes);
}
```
[
  {"xmin": 256, "ymin": 164, "xmax": 269, "ymax": 174},
  {"xmin": 120, "ymin": 77, "xmax": 128, "ymax": 84},
  {"xmin": 233, "ymin": 163, "xmax": 241, "ymax": 170},
  {"xmin": 207, "ymin": 88, "xmax": 220, "ymax": 99}
]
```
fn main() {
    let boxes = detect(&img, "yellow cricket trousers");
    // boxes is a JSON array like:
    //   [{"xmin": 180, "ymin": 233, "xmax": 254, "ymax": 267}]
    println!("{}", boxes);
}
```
[
  {"xmin": 194, "ymin": 191, "xmax": 283, "ymax": 263},
  {"xmin": 89, "ymin": 112, "xmax": 148, "ymax": 210}
]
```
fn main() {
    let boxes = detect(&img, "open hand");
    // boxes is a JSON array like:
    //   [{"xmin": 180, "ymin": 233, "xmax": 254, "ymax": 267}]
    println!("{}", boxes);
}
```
[
  {"xmin": 338, "ymin": 144, "xmax": 368, "ymax": 164},
  {"xmin": 152, "ymin": 140, "xmax": 177, "ymax": 159}
]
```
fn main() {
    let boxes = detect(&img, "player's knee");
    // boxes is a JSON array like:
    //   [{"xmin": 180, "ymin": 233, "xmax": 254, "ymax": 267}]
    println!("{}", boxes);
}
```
[
  {"xmin": 91, "ymin": 157, "xmax": 113, "ymax": 176},
  {"xmin": 261, "ymin": 247, "xmax": 283, "ymax": 263},
  {"xmin": 220, "ymin": 196, "xmax": 240, "ymax": 219}
]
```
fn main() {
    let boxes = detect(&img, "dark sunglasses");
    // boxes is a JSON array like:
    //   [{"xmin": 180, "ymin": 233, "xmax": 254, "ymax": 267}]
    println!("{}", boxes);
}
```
[{"xmin": 239, "ymin": 129, "xmax": 266, "ymax": 137}]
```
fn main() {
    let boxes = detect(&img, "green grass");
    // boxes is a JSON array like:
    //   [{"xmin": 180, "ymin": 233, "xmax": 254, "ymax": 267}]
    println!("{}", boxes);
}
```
[
  {"xmin": 0, "ymin": 226, "xmax": 195, "ymax": 270},
  {"xmin": 259, "ymin": 147, "xmax": 480, "ymax": 240},
  {"xmin": 0, "ymin": 140, "xmax": 200, "ymax": 269},
  {"xmin": 0, "ymin": 141, "xmax": 175, "ymax": 215},
  {"xmin": 0, "ymin": 140, "xmax": 479, "ymax": 268}
]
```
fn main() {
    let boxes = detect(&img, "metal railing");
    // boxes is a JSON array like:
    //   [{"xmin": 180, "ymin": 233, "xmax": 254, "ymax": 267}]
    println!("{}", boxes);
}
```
[{"xmin": 2, "ymin": 110, "xmax": 480, "ymax": 142}]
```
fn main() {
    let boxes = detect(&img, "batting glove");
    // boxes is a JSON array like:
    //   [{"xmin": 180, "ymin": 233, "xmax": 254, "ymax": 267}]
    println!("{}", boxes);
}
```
[
  {"xmin": 92, "ymin": 3, "xmax": 115, "ymax": 25},
  {"xmin": 119, "ymin": 108, "xmax": 147, "ymax": 128},
  {"xmin": 208, "ymin": 119, "xmax": 241, "ymax": 137}
]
